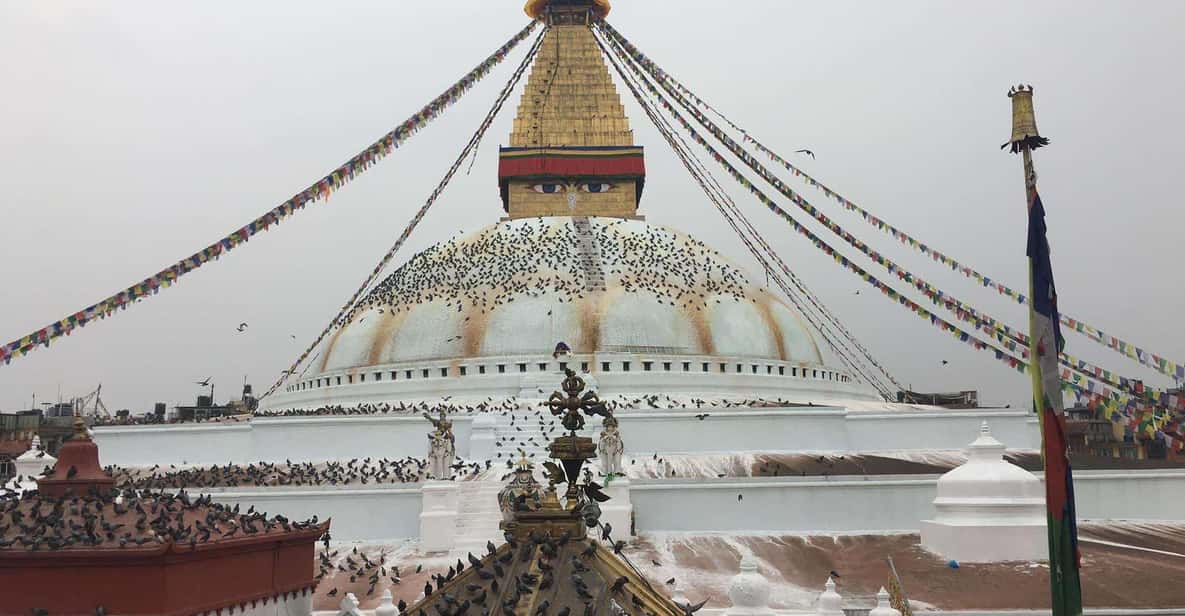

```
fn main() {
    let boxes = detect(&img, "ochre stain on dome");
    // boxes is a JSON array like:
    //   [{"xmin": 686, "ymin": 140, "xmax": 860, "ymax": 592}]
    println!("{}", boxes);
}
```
[
  {"xmin": 689, "ymin": 303, "xmax": 715, "ymax": 355},
  {"xmin": 321, "ymin": 323, "xmax": 348, "ymax": 374},
  {"xmin": 317, "ymin": 218, "xmax": 824, "ymax": 373},
  {"xmin": 463, "ymin": 303, "xmax": 490, "ymax": 357},
  {"xmin": 579, "ymin": 293, "xmax": 604, "ymax": 353},
  {"xmin": 755, "ymin": 295, "xmax": 788, "ymax": 361},
  {"xmin": 369, "ymin": 309, "xmax": 408, "ymax": 366}
]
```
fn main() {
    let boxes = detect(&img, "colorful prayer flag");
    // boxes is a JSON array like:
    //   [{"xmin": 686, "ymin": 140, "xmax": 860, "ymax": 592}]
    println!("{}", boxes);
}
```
[{"xmin": 1027, "ymin": 189, "xmax": 1083, "ymax": 616}]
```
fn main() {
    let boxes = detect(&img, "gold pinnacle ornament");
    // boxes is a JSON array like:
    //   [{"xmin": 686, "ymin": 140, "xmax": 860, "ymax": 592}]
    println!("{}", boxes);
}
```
[{"xmin": 1003, "ymin": 84, "xmax": 1049, "ymax": 154}]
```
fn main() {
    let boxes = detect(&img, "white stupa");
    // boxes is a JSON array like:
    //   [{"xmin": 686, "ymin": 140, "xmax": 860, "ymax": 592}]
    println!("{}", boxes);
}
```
[
  {"xmin": 4, "ymin": 435, "xmax": 56, "ymax": 494},
  {"xmin": 920, "ymin": 421, "xmax": 1046, "ymax": 562}
]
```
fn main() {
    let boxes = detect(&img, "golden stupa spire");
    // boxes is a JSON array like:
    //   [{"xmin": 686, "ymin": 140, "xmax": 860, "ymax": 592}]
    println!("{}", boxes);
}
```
[
  {"xmin": 509, "ymin": 27, "xmax": 633, "ymax": 148},
  {"xmin": 498, "ymin": 0, "xmax": 644, "ymax": 219}
]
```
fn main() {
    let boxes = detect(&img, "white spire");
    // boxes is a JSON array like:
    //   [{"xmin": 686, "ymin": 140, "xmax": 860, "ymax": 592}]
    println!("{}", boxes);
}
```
[
  {"xmin": 868, "ymin": 587, "xmax": 902, "ymax": 616},
  {"xmin": 375, "ymin": 589, "xmax": 398, "ymax": 616},
  {"xmin": 815, "ymin": 576, "xmax": 844, "ymax": 616}
]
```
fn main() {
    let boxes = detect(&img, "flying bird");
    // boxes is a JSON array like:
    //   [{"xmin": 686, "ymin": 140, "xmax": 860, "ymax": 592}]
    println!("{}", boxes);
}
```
[
  {"xmin": 794, "ymin": 149, "xmax": 815, "ymax": 159},
  {"xmin": 195, "ymin": 377, "xmax": 212, "ymax": 387},
  {"xmin": 236, "ymin": 322, "xmax": 248, "ymax": 332},
  {"xmin": 675, "ymin": 599, "xmax": 709, "ymax": 616}
]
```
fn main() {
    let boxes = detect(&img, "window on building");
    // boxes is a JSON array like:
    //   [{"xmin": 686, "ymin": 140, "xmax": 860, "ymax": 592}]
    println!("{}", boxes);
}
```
[
  {"xmin": 663, "ymin": 362, "xmax": 672, "ymax": 372},
  {"xmin": 391, "ymin": 371, "xmax": 398, "ymax": 380},
  {"xmin": 581, "ymin": 362, "xmax": 589, "ymax": 372},
  {"xmin": 441, "ymin": 368, "xmax": 448, "ymax": 377},
  {"xmin": 518, "ymin": 363, "xmax": 527, "ymax": 373},
  {"xmin": 702, "ymin": 362, "xmax": 709, "ymax": 372},
  {"xmin": 643, "ymin": 361, "xmax": 653, "ymax": 372},
  {"xmin": 736, "ymin": 364, "xmax": 743, "ymax": 373},
  {"xmin": 622, "ymin": 362, "xmax": 631, "ymax": 372},
  {"xmin": 778, "ymin": 366, "xmax": 785, "ymax": 376},
  {"xmin": 538, "ymin": 363, "xmax": 548, "ymax": 372},
  {"xmin": 498, "ymin": 364, "xmax": 506, "ymax": 374},
  {"xmin": 336, "ymin": 376, "xmax": 342, "ymax": 385},
  {"xmin": 422, "ymin": 369, "xmax": 430, "ymax": 378},
  {"xmin": 405, "ymin": 370, "xmax": 412, "ymax": 379},
  {"xmin": 478, "ymin": 365, "xmax": 486, "ymax": 374},
  {"xmin": 459, "ymin": 366, "xmax": 467, "ymax": 376},
  {"xmin": 359, "ymin": 374, "xmax": 365, "ymax": 382},
  {"xmin": 348, "ymin": 375, "xmax": 354, "ymax": 384},
  {"xmin": 602, "ymin": 362, "xmax": 610, "ymax": 372},
  {"xmin": 751, "ymin": 365, "xmax": 758, "ymax": 374},
  {"xmin": 559, "ymin": 362, "xmax": 568, "ymax": 372},
  {"xmin": 375, "ymin": 372, "xmax": 382, "ymax": 381}
]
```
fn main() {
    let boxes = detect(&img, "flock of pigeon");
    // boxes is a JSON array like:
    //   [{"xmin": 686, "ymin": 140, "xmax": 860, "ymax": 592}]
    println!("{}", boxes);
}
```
[
  {"xmin": 342, "ymin": 217, "xmax": 757, "ymax": 326},
  {"xmin": 108, "ymin": 456, "xmax": 495, "ymax": 490},
  {"xmin": 0, "ymin": 489, "xmax": 321, "ymax": 551},
  {"xmin": 260, "ymin": 394, "xmax": 792, "ymax": 419}
]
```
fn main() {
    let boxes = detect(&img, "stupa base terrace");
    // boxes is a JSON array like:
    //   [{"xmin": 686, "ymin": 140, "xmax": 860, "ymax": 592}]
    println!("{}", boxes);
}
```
[
  {"xmin": 88, "ymin": 403, "xmax": 1185, "ymax": 542},
  {"xmin": 302, "ymin": 523, "xmax": 1185, "ymax": 615}
]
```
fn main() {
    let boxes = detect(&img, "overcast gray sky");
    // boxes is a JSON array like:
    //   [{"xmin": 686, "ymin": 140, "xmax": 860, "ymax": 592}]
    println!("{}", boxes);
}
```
[{"xmin": 2, "ymin": 1, "xmax": 1182, "ymax": 413}]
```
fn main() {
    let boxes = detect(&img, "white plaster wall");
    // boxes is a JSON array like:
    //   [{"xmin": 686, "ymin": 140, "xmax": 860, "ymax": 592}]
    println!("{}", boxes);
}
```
[
  {"xmin": 200, "ymin": 484, "xmax": 423, "ymax": 542},
  {"xmin": 606, "ymin": 410, "xmax": 849, "ymax": 453},
  {"xmin": 93, "ymin": 423, "xmax": 253, "ymax": 466},
  {"xmin": 181, "ymin": 469, "xmax": 1185, "ymax": 541},
  {"xmin": 631, "ymin": 469, "xmax": 1185, "ymax": 533},
  {"xmin": 94, "ymin": 408, "xmax": 1034, "ymax": 467},
  {"xmin": 631, "ymin": 476, "xmax": 937, "ymax": 532},
  {"xmin": 94, "ymin": 416, "xmax": 472, "ymax": 467},
  {"xmin": 1071, "ymin": 470, "xmax": 1185, "ymax": 520},
  {"xmin": 845, "ymin": 412, "xmax": 1040, "ymax": 451},
  {"xmin": 595, "ymin": 408, "xmax": 1035, "ymax": 455},
  {"xmin": 251, "ymin": 415, "xmax": 473, "ymax": 463}
]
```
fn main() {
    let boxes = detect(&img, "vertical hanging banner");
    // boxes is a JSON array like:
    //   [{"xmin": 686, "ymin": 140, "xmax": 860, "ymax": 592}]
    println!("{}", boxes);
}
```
[
  {"xmin": 0, "ymin": 21, "xmax": 539, "ymax": 367},
  {"xmin": 1029, "ymin": 188, "xmax": 1083, "ymax": 616}
]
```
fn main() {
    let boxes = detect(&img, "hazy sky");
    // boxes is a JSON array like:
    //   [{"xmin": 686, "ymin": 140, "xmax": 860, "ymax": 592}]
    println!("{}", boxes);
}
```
[{"xmin": 2, "ymin": 1, "xmax": 1183, "ymax": 413}]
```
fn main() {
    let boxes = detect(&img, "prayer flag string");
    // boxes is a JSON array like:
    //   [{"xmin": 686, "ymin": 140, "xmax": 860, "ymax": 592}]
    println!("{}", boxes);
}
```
[
  {"xmin": 0, "ymin": 21, "xmax": 540, "ymax": 369},
  {"xmin": 599, "ymin": 21, "xmax": 1180, "ymax": 410},
  {"xmin": 262, "ymin": 25, "xmax": 548, "ymax": 400},
  {"xmin": 612, "ymin": 34, "xmax": 1184, "ymax": 384}
]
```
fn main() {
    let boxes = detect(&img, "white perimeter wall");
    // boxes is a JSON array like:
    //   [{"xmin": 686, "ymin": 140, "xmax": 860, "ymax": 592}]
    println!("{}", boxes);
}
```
[
  {"xmin": 188, "ymin": 470, "xmax": 1185, "ymax": 542},
  {"xmin": 92, "ymin": 408, "xmax": 1037, "ymax": 467},
  {"xmin": 200, "ymin": 484, "xmax": 423, "ymax": 542},
  {"xmin": 94, "ymin": 415, "xmax": 475, "ymax": 466},
  {"xmin": 630, "ymin": 470, "xmax": 1185, "ymax": 533}
]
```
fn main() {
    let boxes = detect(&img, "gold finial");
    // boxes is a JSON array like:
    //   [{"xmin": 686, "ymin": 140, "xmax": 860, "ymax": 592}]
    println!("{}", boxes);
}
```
[
  {"xmin": 524, "ymin": 0, "xmax": 611, "ymax": 21},
  {"xmin": 1003, "ymin": 84, "xmax": 1049, "ymax": 153},
  {"xmin": 72, "ymin": 413, "xmax": 91, "ymax": 441}
]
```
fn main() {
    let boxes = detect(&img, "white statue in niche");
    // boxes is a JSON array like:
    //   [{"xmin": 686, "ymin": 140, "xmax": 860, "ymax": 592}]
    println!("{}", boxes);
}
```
[
  {"xmin": 424, "ymin": 410, "xmax": 455, "ymax": 480},
  {"xmin": 599, "ymin": 414, "xmax": 624, "ymax": 477}
]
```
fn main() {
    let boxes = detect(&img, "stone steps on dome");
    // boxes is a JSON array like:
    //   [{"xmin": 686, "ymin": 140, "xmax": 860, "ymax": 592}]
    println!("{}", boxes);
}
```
[{"xmin": 571, "ymin": 216, "xmax": 607, "ymax": 292}]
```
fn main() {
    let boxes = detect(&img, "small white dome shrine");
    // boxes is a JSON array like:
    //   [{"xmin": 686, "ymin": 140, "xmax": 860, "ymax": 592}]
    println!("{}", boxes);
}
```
[
  {"xmin": 920, "ymin": 421, "xmax": 1046, "ymax": 562},
  {"xmin": 4, "ymin": 435, "xmax": 56, "ymax": 494},
  {"xmin": 725, "ymin": 554, "xmax": 774, "ymax": 616}
]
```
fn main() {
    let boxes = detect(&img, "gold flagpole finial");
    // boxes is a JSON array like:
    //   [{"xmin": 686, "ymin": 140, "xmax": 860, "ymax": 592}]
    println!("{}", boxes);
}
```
[{"xmin": 1003, "ymin": 84, "xmax": 1049, "ymax": 153}]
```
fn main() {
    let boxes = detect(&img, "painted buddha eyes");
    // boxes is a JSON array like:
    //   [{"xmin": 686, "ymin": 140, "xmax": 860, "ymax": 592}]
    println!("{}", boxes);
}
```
[{"xmin": 529, "ymin": 183, "xmax": 615, "ymax": 194}]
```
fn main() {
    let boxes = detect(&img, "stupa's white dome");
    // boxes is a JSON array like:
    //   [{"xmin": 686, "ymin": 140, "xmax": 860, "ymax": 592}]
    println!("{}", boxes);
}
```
[{"xmin": 318, "ymin": 217, "xmax": 822, "ymax": 372}]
